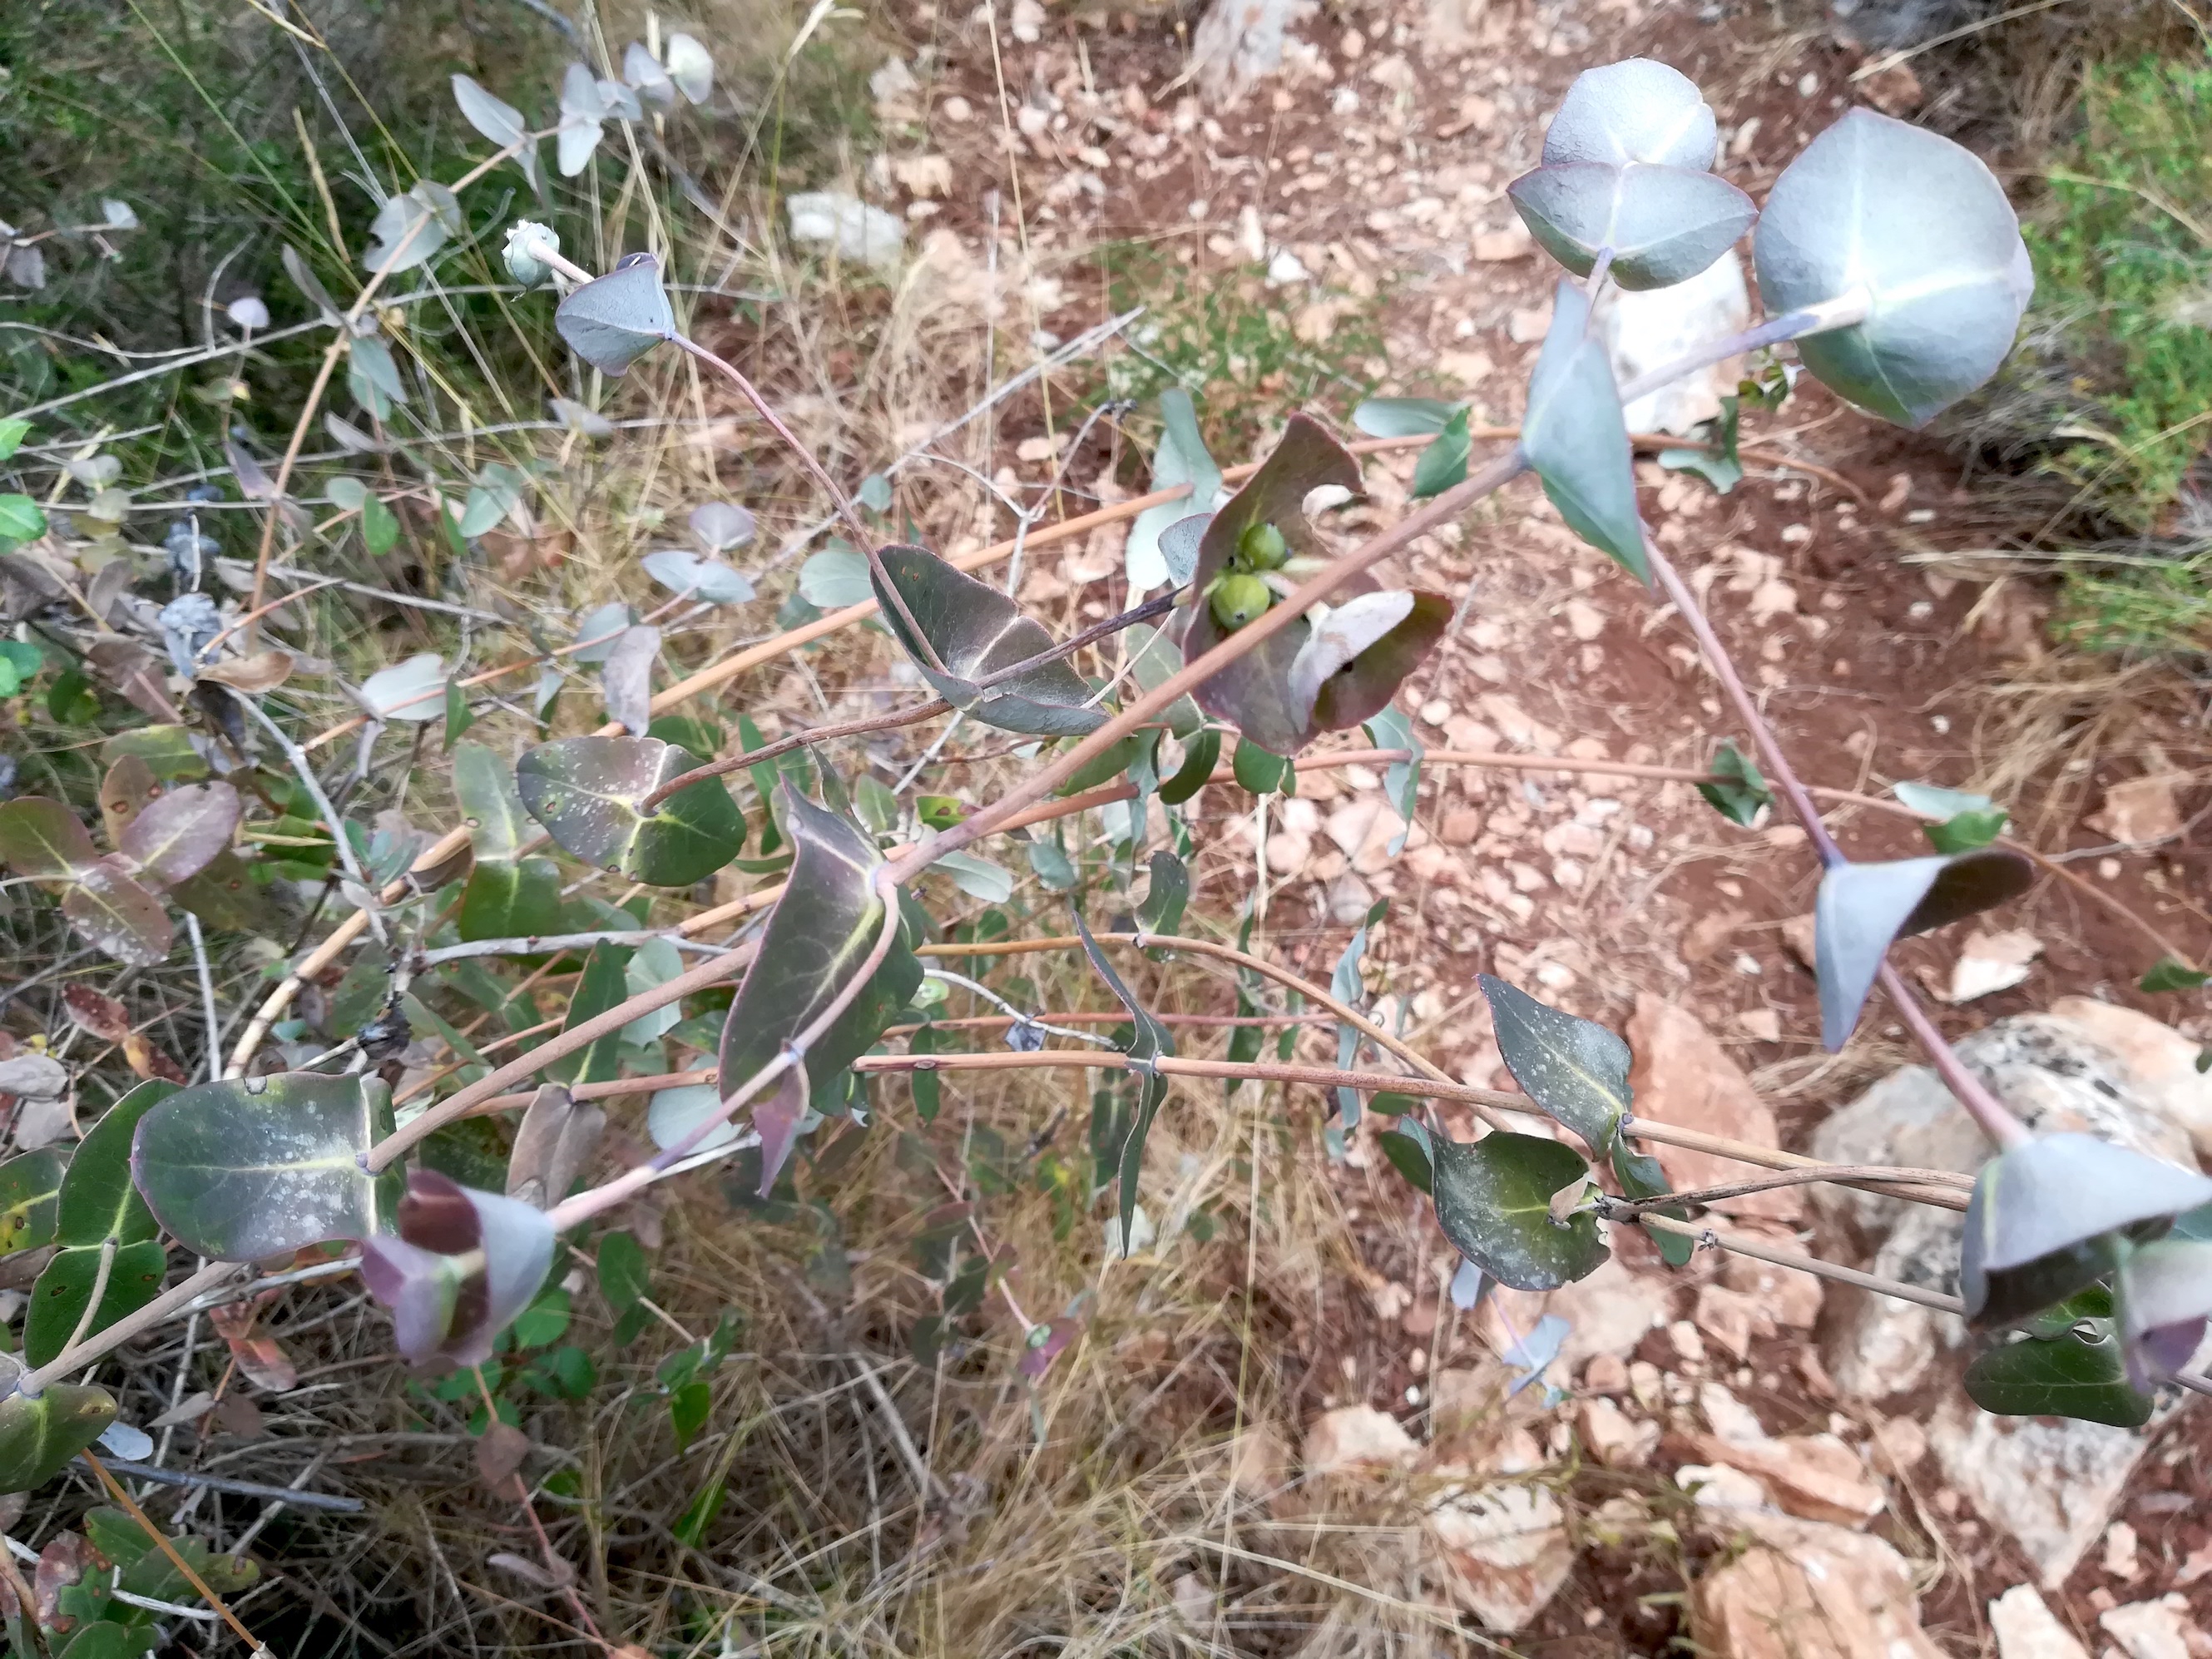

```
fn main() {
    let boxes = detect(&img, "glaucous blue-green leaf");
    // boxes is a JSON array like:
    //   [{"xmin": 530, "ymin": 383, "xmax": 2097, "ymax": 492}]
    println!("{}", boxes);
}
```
[
  {"xmin": 1179, "ymin": 414, "xmax": 1364, "ymax": 755},
  {"xmin": 1813, "ymin": 845, "xmax": 2034, "ymax": 1049},
  {"xmin": 642, "ymin": 548, "xmax": 755, "ymax": 605},
  {"xmin": 451, "ymin": 74, "xmax": 539, "ymax": 190},
  {"xmin": 63, "ymin": 862, "xmax": 171, "ymax": 967},
  {"xmin": 506, "ymin": 1084, "xmax": 605, "ymax": 1209},
  {"xmin": 1754, "ymin": 108, "xmax": 2031, "ymax": 428},
  {"xmin": 1520, "ymin": 282, "xmax": 1647, "ymax": 579},
  {"xmin": 116, "ymin": 782, "xmax": 238, "ymax": 890},
  {"xmin": 1129, "ymin": 389, "xmax": 1220, "ymax": 591},
  {"xmin": 1286, "ymin": 589, "xmax": 1450, "ymax": 735},
  {"xmin": 649, "ymin": 1082, "xmax": 740, "ymax": 1153},
  {"xmin": 347, "ymin": 334, "xmax": 408, "ymax": 417},
  {"xmin": 359, "ymin": 1171, "xmax": 555, "ymax": 1368},
  {"xmin": 600, "ymin": 623, "xmax": 660, "ymax": 735},
  {"xmin": 1612, "ymin": 1141, "xmax": 1695, "ymax": 1266},
  {"xmin": 1960, "ymin": 1132, "xmax": 2212, "ymax": 1327},
  {"xmin": 1963, "ymin": 1325, "xmax": 2150, "ymax": 1429},
  {"xmin": 1363, "ymin": 705, "xmax": 1422, "ymax": 855},
  {"xmin": 452, "ymin": 740, "xmax": 561, "ymax": 938},
  {"xmin": 1477, "ymin": 974, "xmax": 1631, "ymax": 1156},
  {"xmin": 869, "ymin": 544, "xmax": 1107, "ymax": 735},
  {"xmin": 799, "ymin": 547, "xmax": 872, "ymax": 609},
  {"xmin": 0, "ymin": 1384, "xmax": 116, "ymax": 1494},
  {"xmin": 621, "ymin": 934, "xmax": 687, "ymax": 1045},
  {"xmin": 359, "ymin": 652, "xmax": 446, "ymax": 723},
  {"xmin": 0, "ymin": 1149, "xmax": 65, "ymax": 1253},
  {"xmin": 557, "ymin": 60, "xmax": 605, "ymax": 176},
  {"xmin": 1353, "ymin": 397, "xmax": 1459, "ymax": 438},
  {"xmin": 1893, "ymin": 780, "xmax": 1997, "ymax": 820},
  {"xmin": 24, "ymin": 1240, "xmax": 169, "ymax": 1367},
  {"xmin": 937, "ymin": 849, "xmax": 1014, "ymax": 904},
  {"xmin": 57, "ymin": 1080, "xmax": 176, "ymax": 1247},
  {"xmin": 572, "ymin": 602, "xmax": 636, "ymax": 662},
  {"xmin": 716, "ymin": 787, "xmax": 922, "ymax": 1153},
  {"xmin": 1125, "ymin": 624, "xmax": 1205, "ymax": 738},
  {"xmin": 458, "ymin": 463, "xmax": 525, "ymax": 538},
  {"xmin": 2117, "ymin": 1236, "xmax": 2212, "ymax": 1389},
  {"xmin": 131, "ymin": 1072, "xmax": 404, "ymax": 1261},
  {"xmin": 1542, "ymin": 57, "xmax": 1717, "ymax": 170},
  {"xmin": 1697, "ymin": 739, "xmax": 1771, "ymax": 826},
  {"xmin": 555, "ymin": 252, "xmax": 675, "ymax": 375},
  {"xmin": 1075, "ymin": 914, "xmax": 1176, "ymax": 1250},
  {"xmin": 0, "ymin": 795, "xmax": 96, "ymax": 877},
  {"xmin": 1431, "ymin": 1131, "xmax": 1606, "ymax": 1292},
  {"xmin": 516, "ymin": 735, "xmax": 746, "ymax": 885},
  {"xmin": 666, "ymin": 32, "xmax": 713, "ymax": 102},
  {"xmin": 690, "ymin": 500, "xmax": 756, "ymax": 551},
  {"xmin": 362, "ymin": 181, "xmax": 461, "ymax": 275},
  {"xmin": 1508, "ymin": 162, "xmax": 1754, "ymax": 290}
]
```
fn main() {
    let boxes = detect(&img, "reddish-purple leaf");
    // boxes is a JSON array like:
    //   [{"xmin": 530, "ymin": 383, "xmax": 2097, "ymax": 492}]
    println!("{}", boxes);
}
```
[
  {"xmin": 0, "ymin": 797, "xmax": 97, "ymax": 879},
  {"xmin": 117, "ymin": 780, "xmax": 240, "ymax": 889}
]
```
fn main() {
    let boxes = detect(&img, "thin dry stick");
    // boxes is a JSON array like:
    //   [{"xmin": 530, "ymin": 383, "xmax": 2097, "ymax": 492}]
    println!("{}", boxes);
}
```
[
  {"xmin": 1626, "ymin": 1211, "xmax": 1966, "ymax": 1313},
  {"xmin": 82, "ymin": 1450, "xmax": 267, "ymax": 1654}
]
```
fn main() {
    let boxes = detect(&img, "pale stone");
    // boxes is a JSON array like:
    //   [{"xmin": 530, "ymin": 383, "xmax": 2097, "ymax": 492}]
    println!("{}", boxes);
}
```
[
  {"xmin": 1430, "ymin": 1478, "xmax": 1575, "ymax": 1632},
  {"xmin": 1564, "ymin": 600, "xmax": 1605, "ymax": 641},
  {"xmin": 1990, "ymin": 1584, "xmax": 2091, "ymax": 1659},
  {"xmin": 1694, "ymin": 1284, "xmax": 1759, "ymax": 1361},
  {"xmin": 1582, "ymin": 1352, "xmax": 1630, "ymax": 1395},
  {"xmin": 2087, "ymin": 775, "xmax": 2184, "ymax": 845},
  {"xmin": 2103, "ymin": 1520, "xmax": 2140, "ymax": 1581},
  {"xmin": 1693, "ymin": 1513, "xmax": 1945, "ymax": 1659},
  {"xmin": 1628, "ymin": 995, "xmax": 1801, "ymax": 1220},
  {"xmin": 786, "ymin": 191, "xmax": 905, "ymax": 270},
  {"xmin": 1482, "ymin": 1255, "xmax": 1670, "ymax": 1376},
  {"xmin": 2099, "ymin": 1599, "xmax": 2193, "ymax": 1659},
  {"xmin": 1440, "ymin": 807, "xmax": 1482, "ymax": 845},
  {"xmin": 1698, "ymin": 1433, "xmax": 1885, "ymax": 1528},
  {"xmin": 1945, "ymin": 928, "xmax": 2042, "ymax": 1003},
  {"xmin": 1719, "ymin": 1226, "xmax": 1824, "ymax": 1330},
  {"xmin": 1930, "ymin": 1393, "xmax": 2151, "ymax": 1588},
  {"xmin": 1676, "ymin": 1463, "xmax": 1770, "ymax": 1513},
  {"xmin": 1228, "ymin": 1424, "xmax": 1289, "ymax": 1498},
  {"xmin": 1578, "ymin": 1396, "xmax": 1655, "ymax": 1467},
  {"xmin": 1302, "ymin": 1404, "xmax": 1416, "ymax": 1475},
  {"xmin": 1601, "ymin": 251, "xmax": 1752, "ymax": 436},
  {"xmin": 1472, "ymin": 222, "xmax": 1533, "ymax": 261},
  {"xmin": 2050, "ymin": 996, "xmax": 2212, "ymax": 1156}
]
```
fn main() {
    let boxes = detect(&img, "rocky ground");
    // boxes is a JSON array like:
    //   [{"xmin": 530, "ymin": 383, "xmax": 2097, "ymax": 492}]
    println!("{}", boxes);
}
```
[{"xmin": 775, "ymin": 0, "xmax": 2212, "ymax": 1652}]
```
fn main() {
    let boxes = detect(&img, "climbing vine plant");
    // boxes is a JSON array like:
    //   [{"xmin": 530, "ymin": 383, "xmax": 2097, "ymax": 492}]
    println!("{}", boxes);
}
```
[{"xmin": 0, "ymin": 51, "xmax": 2207, "ymax": 1533}]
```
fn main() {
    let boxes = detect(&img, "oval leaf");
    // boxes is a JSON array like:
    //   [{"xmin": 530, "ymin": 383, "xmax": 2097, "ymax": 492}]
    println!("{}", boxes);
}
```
[
  {"xmin": 516, "ymin": 735, "xmax": 746, "ymax": 885},
  {"xmin": 57, "ymin": 1080, "xmax": 177, "ymax": 1247},
  {"xmin": 0, "ymin": 1384, "xmax": 116, "ymax": 1495},
  {"xmin": 0, "ymin": 797, "xmax": 97, "ymax": 879},
  {"xmin": 1542, "ymin": 57, "xmax": 1717, "ymax": 171},
  {"xmin": 24, "ymin": 1241, "xmax": 169, "ymax": 1368},
  {"xmin": 1507, "ymin": 162, "xmax": 1754, "ymax": 290},
  {"xmin": 1754, "ymin": 108, "xmax": 2031, "ymax": 428},
  {"xmin": 1520, "ymin": 281, "xmax": 1647, "ymax": 579},
  {"xmin": 1129, "ymin": 389, "xmax": 1223, "ymax": 591},
  {"xmin": 131, "ymin": 1072, "xmax": 404, "ymax": 1261},
  {"xmin": 716, "ymin": 788, "xmax": 922, "ymax": 1166},
  {"xmin": 1352, "ymin": 397, "xmax": 1459, "ymax": 438},
  {"xmin": 1431, "ymin": 1131, "xmax": 1607, "ymax": 1292},
  {"xmin": 1963, "ymin": 1326, "xmax": 2151, "ymax": 1429},
  {"xmin": 1292, "ymin": 590, "xmax": 1449, "ymax": 734},
  {"xmin": 641, "ymin": 548, "xmax": 756, "ymax": 605},
  {"xmin": 359, "ymin": 652, "xmax": 448, "ymax": 722},
  {"xmin": 648, "ymin": 1082, "xmax": 742, "ymax": 1154},
  {"xmin": 1813, "ymin": 846, "xmax": 2034, "ymax": 1050},
  {"xmin": 64, "ymin": 863, "xmax": 171, "ymax": 967},
  {"xmin": 689, "ymin": 501, "xmax": 756, "ymax": 551},
  {"xmin": 1477, "ymin": 975, "xmax": 1631, "ymax": 1156},
  {"xmin": 451, "ymin": 74, "xmax": 538, "ymax": 190},
  {"xmin": 0, "ymin": 1150, "xmax": 66, "ymax": 1253},
  {"xmin": 554, "ymin": 253, "xmax": 675, "ymax": 375},
  {"xmin": 871, "ymin": 544, "xmax": 1106, "ymax": 735},
  {"xmin": 666, "ymin": 32, "xmax": 714, "ymax": 103},
  {"xmin": 116, "ymin": 782, "xmax": 239, "ymax": 890}
]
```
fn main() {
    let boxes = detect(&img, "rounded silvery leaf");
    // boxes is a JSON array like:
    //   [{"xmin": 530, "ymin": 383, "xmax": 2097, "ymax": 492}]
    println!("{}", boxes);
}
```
[
  {"xmin": 624, "ymin": 42, "xmax": 676, "ymax": 106},
  {"xmin": 1753, "ymin": 108, "xmax": 2032, "ymax": 429},
  {"xmin": 557, "ymin": 62, "xmax": 606, "ymax": 176},
  {"xmin": 666, "ymin": 32, "xmax": 714, "ymax": 104},
  {"xmin": 550, "ymin": 396, "xmax": 614, "ymax": 437},
  {"xmin": 226, "ymin": 295, "xmax": 269, "ymax": 331},
  {"xmin": 1507, "ymin": 162, "xmax": 1754, "ymax": 291},
  {"xmin": 642, "ymin": 548, "xmax": 755, "ymax": 606},
  {"xmin": 689, "ymin": 500, "xmax": 756, "ymax": 551},
  {"xmin": 596, "ymin": 77, "xmax": 643, "ymax": 122},
  {"xmin": 554, "ymin": 252, "xmax": 675, "ymax": 375},
  {"xmin": 362, "ymin": 182, "xmax": 460, "ymax": 275},
  {"xmin": 1542, "ymin": 58, "xmax": 1716, "ymax": 171}
]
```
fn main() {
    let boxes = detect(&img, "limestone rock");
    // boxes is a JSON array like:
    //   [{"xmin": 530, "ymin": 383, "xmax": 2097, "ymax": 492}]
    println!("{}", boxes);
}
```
[
  {"xmin": 1718, "ymin": 1226, "xmax": 1824, "ymax": 1330},
  {"xmin": 1928, "ymin": 1393, "xmax": 2151, "ymax": 1588},
  {"xmin": 786, "ymin": 191, "xmax": 905, "ymax": 271},
  {"xmin": 1696, "ymin": 1381, "xmax": 1883, "ymax": 1528},
  {"xmin": 1601, "ymin": 251, "xmax": 1752, "ymax": 436},
  {"xmin": 1989, "ymin": 1585, "xmax": 2091, "ymax": 1659},
  {"xmin": 2099, "ymin": 1598, "xmax": 2194, "ymax": 1659},
  {"xmin": 1692, "ymin": 1513, "xmax": 1943, "ymax": 1659},
  {"xmin": 2087, "ymin": 775, "xmax": 2184, "ymax": 846},
  {"xmin": 2050, "ymin": 995, "xmax": 2212, "ymax": 1156},
  {"xmin": 1677, "ymin": 1463, "xmax": 1772, "ymax": 1513},
  {"xmin": 1578, "ymin": 1395, "xmax": 1656, "ymax": 1467},
  {"xmin": 1303, "ymin": 1405, "xmax": 1416, "ymax": 1476},
  {"xmin": 1627, "ymin": 996, "xmax": 1800, "ymax": 1220},
  {"xmin": 1429, "ymin": 1469, "xmax": 1574, "ymax": 1631}
]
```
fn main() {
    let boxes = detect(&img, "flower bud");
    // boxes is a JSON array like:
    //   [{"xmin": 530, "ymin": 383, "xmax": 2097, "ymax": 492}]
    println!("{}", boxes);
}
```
[{"xmin": 504, "ymin": 220, "xmax": 559, "ymax": 289}]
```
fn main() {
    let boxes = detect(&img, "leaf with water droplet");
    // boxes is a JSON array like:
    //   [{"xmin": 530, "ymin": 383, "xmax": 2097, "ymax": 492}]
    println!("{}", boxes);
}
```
[{"xmin": 516, "ymin": 735, "xmax": 746, "ymax": 885}]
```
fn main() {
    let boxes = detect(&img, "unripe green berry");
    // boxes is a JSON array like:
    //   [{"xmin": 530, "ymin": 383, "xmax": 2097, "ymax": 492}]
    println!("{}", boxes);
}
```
[
  {"xmin": 504, "ymin": 220, "xmax": 559, "ymax": 289},
  {"xmin": 1237, "ymin": 519, "xmax": 1289, "ymax": 571},
  {"xmin": 1210, "ymin": 572, "xmax": 1272, "ymax": 631}
]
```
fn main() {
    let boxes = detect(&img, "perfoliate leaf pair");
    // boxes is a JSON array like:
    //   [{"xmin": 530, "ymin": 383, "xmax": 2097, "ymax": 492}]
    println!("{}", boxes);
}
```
[
  {"xmin": 1813, "ymin": 847, "xmax": 2034, "ymax": 1049},
  {"xmin": 0, "ymin": 785, "xmax": 241, "ymax": 968},
  {"xmin": 1178, "ymin": 415, "xmax": 1446, "ymax": 755},
  {"xmin": 870, "ymin": 544, "xmax": 1107, "ymax": 735},
  {"xmin": 360, "ymin": 1170, "xmax": 555, "ymax": 1368},
  {"xmin": 517, "ymin": 735, "xmax": 746, "ymax": 885},
  {"xmin": 555, "ymin": 253, "xmax": 676, "ymax": 375}
]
